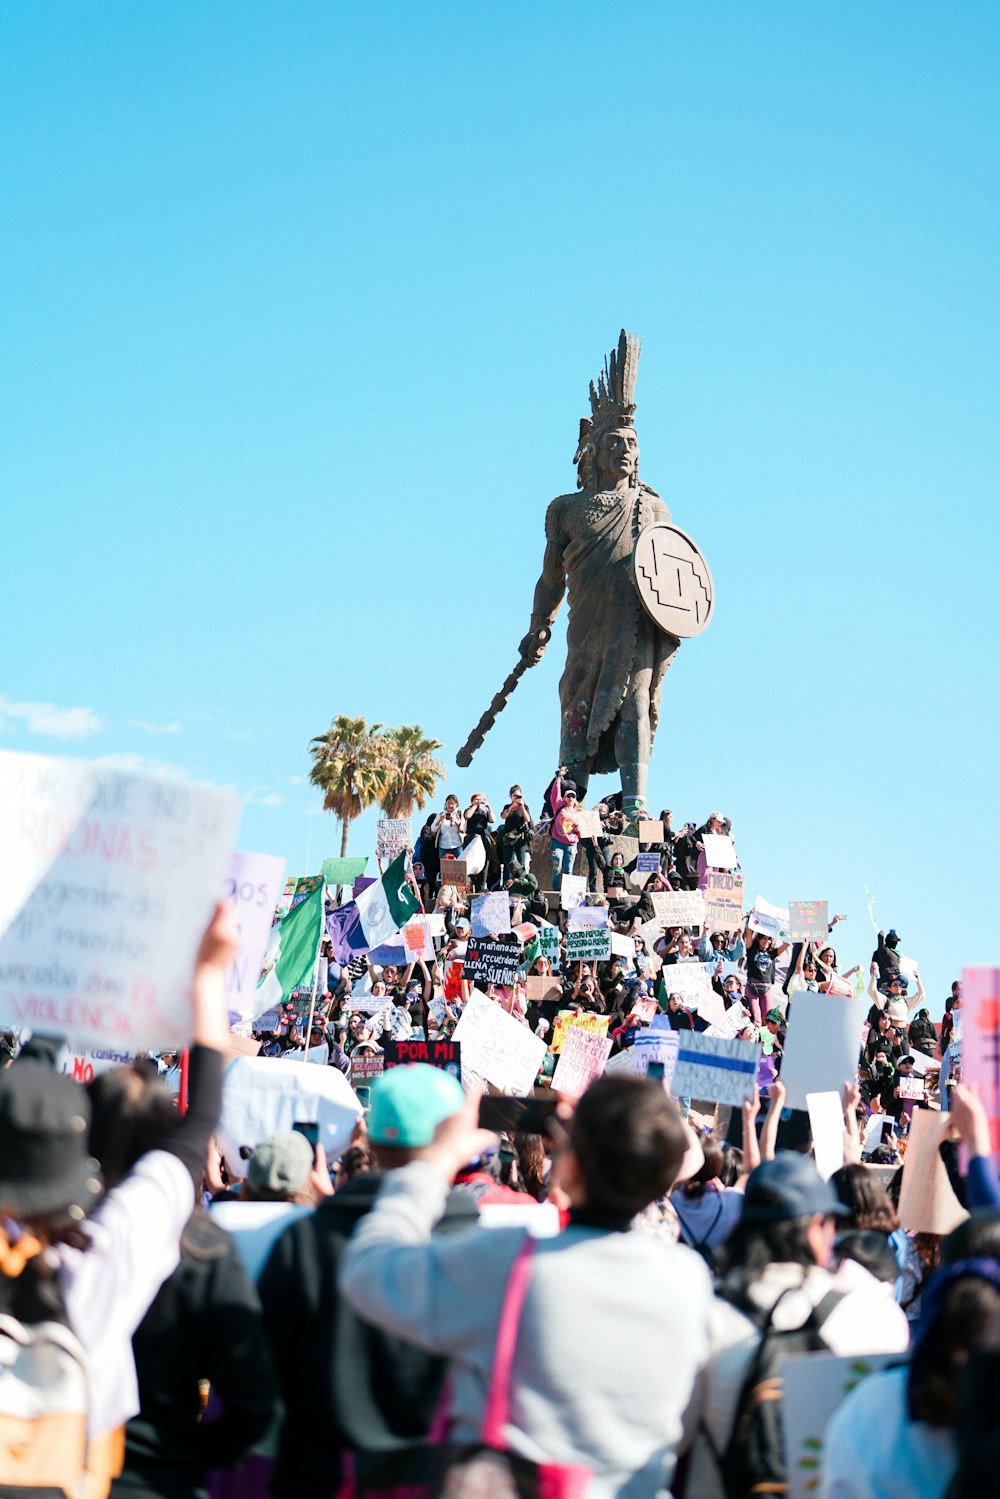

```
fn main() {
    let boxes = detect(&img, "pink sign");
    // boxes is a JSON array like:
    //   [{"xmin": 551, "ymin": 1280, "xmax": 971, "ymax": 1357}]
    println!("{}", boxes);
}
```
[{"xmin": 962, "ymin": 966, "xmax": 1000, "ymax": 1159}]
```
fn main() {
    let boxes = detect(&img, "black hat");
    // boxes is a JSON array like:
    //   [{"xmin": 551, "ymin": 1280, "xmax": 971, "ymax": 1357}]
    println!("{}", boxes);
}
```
[
  {"xmin": 0, "ymin": 1061, "xmax": 103, "ymax": 1221},
  {"xmin": 741, "ymin": 1152, "xmax": 849, "ymax": 1225}
]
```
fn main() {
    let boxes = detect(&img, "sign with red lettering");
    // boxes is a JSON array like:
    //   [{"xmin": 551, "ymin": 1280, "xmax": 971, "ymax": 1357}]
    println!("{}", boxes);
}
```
[
  {"xmin": 0, "ymin": 750, "xmax": 239, "ymax": 1052},
  {"xmin": 382, "ymin": 1039, "xmax": 461, "ymax": 1079}
]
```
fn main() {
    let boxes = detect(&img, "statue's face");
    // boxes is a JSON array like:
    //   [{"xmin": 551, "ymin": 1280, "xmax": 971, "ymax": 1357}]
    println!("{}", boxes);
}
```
[{"xmin": 596, "ymin": 425, "xmax": 639, "ymax": 486}]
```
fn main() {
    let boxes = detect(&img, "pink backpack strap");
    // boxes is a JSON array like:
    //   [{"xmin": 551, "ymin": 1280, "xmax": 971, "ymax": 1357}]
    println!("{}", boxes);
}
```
[{"xmin": 480, "ymin": 1234, "xmax": 536, "ymax": 1449}]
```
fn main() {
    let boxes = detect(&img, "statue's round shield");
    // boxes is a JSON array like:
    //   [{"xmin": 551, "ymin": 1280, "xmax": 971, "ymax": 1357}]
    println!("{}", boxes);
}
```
[{"xmin": 632, "ymin": 523, "xmax": 715, "ymax": 638}]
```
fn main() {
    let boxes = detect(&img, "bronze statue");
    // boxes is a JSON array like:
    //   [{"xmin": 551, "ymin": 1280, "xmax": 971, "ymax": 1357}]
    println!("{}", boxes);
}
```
[{"xmin": 456, "ymin": 332, "xmax": 713, "ymax": 821}]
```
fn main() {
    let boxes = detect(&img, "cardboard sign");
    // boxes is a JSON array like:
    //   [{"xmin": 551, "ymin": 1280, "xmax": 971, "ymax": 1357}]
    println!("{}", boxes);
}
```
[
  {"xmin": 636, "ymin": 852, "xmax": 661, "ymax": 874},
  {"xmin": 638, "ymin": 820, "xmax": 664, "ymax": 844},
  {"xmin": 464, "ymin": 936, "xmax": 521, "ymax": 987},
  {"xmin": 376, "ymin": 819, "xmax": 411, "ymax": 859},
  {"xmin": 782, "ymin": 1352, "xmax": 895, "ymax": 1499},
  {"xmin": 897, "ymin": 1107, "xmax": 968, "ymax": 1235},
  {"xmin": 322, "ymin": 855, "xmax": 368, "ymax": 884},
  {"xmin": 897, "ymin": 1075, "xmax": 926, "ymax": 1100},
  {"xmin": 525, "ymin": 975, "xmax": 562, "ymax": 1004},
  {"xmin": 551, "ymin": 1025, "xmax": 613, "ymax": 1098},
  {"xmin": 806, "ymin": 1091, "xmax": 846, "ymax": 1181},
  {"xmin": 559, "ymin": 873, "xmax": 587, "ymax": 910},
  {"xmin": 440, "ymin": 860, "xmax": 469, "ymax": 887},
  {"xmin": 961, "ymin": 965, "xmax": 1000, "ymax": 1159},
  {"xmin": 452, "ymin": 989, "xmax": 548, "ymax": 1094},
  {"xmin": 670, "ymin": 1033, "xmax": 761, "ymax": 1106},
  {"xmin": 0, "ymin": 750, "xmax": 239, "ymax": 1052},
  {"xmin": 702, "ymin": 833, "xmax": 737, "ymax": 870},
  {"xmin": 551, "ymin": 1010, "xmax": 611, "ymax": 1053},
  {"xmin": 573, "ymin": 808, "xmax": 603, "ymax": 839},
  {"xmin": 788, "ymin": 900, "xmax": 828, "ymax": 943},
  {"xmin": 218, "ymin": 1055, "xmax": 363, "ymax": 1175},
  {"xmin": 779, "ymin": 992, "xmax": 868, "ymax": 1110},
  {"xmin": 565, "ymin": 927, "xmax": 612, "ymax": 963},
  {"xmin": 471, "ymin": 891, "xmax": 512, "ymax": 938},
  {"xmin": 705, "ymin": 869, "xmax": 743, "ymax": 934},
  {"xmin": 223, "ymin": 851, "xmax": 288, "ymax": 1020},
  {"xmin": 650, "ymin": 890, "xmax": 706, "ymax": 927},
  {"xmin": 382, "ymin": 1038, "xmax": 461, "ymax": 1076},
  {"xmin": 747, "ymin": 897, "xmax": 790, "ymax": 942}
]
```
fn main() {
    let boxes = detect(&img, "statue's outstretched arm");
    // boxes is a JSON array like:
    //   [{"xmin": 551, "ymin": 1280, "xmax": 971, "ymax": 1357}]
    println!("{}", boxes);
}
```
[{"xmin": 518, "ymin": 505, "xmax": 566, "ymax": 663}]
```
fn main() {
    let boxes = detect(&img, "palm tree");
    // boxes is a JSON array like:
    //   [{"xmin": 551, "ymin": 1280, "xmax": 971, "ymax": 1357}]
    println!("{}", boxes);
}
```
[
  {"xmin": 377, "ymin": 724, "xmax": 446, "ymax": 820},
  {"xmin": 308, "ymin": 715, "xmax": 386, "ymax": 857}
]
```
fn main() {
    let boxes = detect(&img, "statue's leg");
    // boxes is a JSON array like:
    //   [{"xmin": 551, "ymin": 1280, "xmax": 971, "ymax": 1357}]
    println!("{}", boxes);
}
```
[
  {"xmin": 564, "ymin": 759, "xmax": 591, "ymax": 802},
  {"xmin": 615, "ymin": 628, "xmax": 654, "ymax": 817}
]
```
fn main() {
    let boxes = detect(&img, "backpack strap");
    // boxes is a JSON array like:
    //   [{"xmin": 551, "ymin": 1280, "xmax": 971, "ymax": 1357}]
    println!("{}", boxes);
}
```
[
  {"xmin": 675, "ymin": 1195, "xmax": 724, "ymax": 1253},
  {"xmin": 480, "ymin": 1235, "xmax": 535, "ymax": 1449}
]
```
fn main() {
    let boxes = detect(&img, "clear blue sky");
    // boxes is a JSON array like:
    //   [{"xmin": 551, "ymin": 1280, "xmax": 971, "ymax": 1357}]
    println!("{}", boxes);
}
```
[{"xmin": 3, "ymin": 2, "xmax": 998, "ymax": 1010}]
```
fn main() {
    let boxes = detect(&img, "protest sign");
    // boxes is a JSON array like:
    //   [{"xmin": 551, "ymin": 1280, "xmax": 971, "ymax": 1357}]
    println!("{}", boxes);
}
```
[
  {"xmin": 630, "ymin": 994, "xmax": 658, "ymax": 1023},
  {"xmin": 224, "ymin": 851, "xmax": 288, "ymax": 1021},
  {"xmin": 604, "ymin": 1047, "xmax": 639, "ymax": 1076},
  {"xmin": 551, "ymin": 1010, "xmax": 610, "ymax": 1053},
  {"xmin": 376, "ymin": 819, "xmax": 411, "ymax": 860},
  {"xmin": 353, "ymin": 875, "xmax": 376, "ymax": 897},
  {"xmin": 788, "ymin": 901, "xmax": 828, "ymax": 943},
  {"xmin": 898, "ymin": 1108, "xmax": 969, "ymax": 1235},
  {"xmin": 638, "ymin": 820, "xmax": 664, "ymax": 844},
  {"xmin": 382, "ymin": 1038, "xmax": 461, "ymax": 1078},
  {"xmin": 322, "ymin": 855, "xmax": 368, "ymax": 885},
  {"xmin": 464, "ymin": 936, "xmax": 521, "ymax": 987},
  {"xmin": 350, "ymin": 1050, "xmax": 385, "ymax": 1088},
  {"xmin": 0, "ymin": 751, "xmax": 239, "ymax": 1052},
  {"xmin": 57, "ymin": 1044, "xmax": 136, "ymax": 1083},
  {"xmin": 349, "ymin": 992, "xmax": 393, "ymax": 1016},
  {"xmin": 573, "ymin": 808, "xmax": 603, "ymax": 838},
  {"xmin": 702, "ymin": 833, "xmax": 737, "ymax": 869},
  {"xmin": 709, "ymin": 1003, "xmax": 755, "ymax": 1040},
  {"xmin": 401, "ymin": 918, "xmax": 435, "ymax": 958},
  {"xmin": 648, "ymin": 890, "xmax": 704, "ymax": 927},
  {"xmin": 368, "ymin": 941, "xmax": 407, "ymax": 967},
  {"xmin": 440, "ymin": 860, "xmax": 469, "ymax": 887},
  {"xmin": 610, "ymin": 931, "xmax": 637, "ymax": 958},
  {"xmin": 779, "ymin": 992, "xmax": 868, "ymax": 1110},
  {"xmin": 897, "ymin": 1075, "xmax": 925, "ymax": 1100},
  {"xmin": 559, "ymin": 873, "xmax": 587, "ymax": 910},
  {"xmin": 525, "ymin": 975, "xmax": 561, "ymax": 1004},
  {"xmin": 671, "ymin": 1033, "xmax": 761, "ymax": 1106},
  {"xmin": 552, "ymin": 1025, "xmax": 612, "ymax": 1099},
  {"xmin": 635, "ymin": 852, "xmax": 661, "ymax": 874},
  {"xmin": 705, "ymin": 870, "xmax": 743, "ymax": 933},
  {"xmin": 253, "ymin": 1008, "xmax": 281, "ymax": 1033},
  {"xmin": 806, "ymin": 1092, "xmax": 846, "ymax": 1180},
  {"xmin": 471, "ymin": 891, "xmax": 512, "ymax": 938},
  {"xmin": 961, "ymin": 965, "xmax": 1000, "ymax": 1158},
  {"xmin": 632, "ymin": 1026, "xmax": 680, "ymax": 1080},
  {"xmin": 638, "ymin": 917, "xmax": 665, "ymax": 948},
  {"xmin": 462, "ymin": 836, "xmax": 487, "ymax": 876},
  {"xmin": 565, "ymin": 926, "xmax": 612, "ymax": 963},
  {"xmin": 567, "ymin": 904, "xmax": 609, "ymax": 930},
  {"xmin": 537, "ymin": 922, "xmax": 561, "ymax": 961},
  {"xmin": 782, "ymin": 1351, "xmax": 895, "ymax": 1499},
  {"xmin": 219, "ymin": 1055, "xmax": 363, "ymax": 1176},
  {"xmin": 452, "ymin": 990, "xmax": 548, "ymax": 1094},
  {"xmin": 747, "ymin": 897, "xmax": 790, "ymax": 942}
]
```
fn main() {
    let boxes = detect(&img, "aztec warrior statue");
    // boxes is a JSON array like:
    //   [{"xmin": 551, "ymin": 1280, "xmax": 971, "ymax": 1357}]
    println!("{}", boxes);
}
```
[{"xmin": 459, "ymin": 331, "xmax": 714, "ymax": 822}]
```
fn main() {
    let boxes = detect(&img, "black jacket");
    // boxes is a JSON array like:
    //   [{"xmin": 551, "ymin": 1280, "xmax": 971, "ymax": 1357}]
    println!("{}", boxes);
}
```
[
  {"xmin": 113, "ymin": 1210, "xmax": 278, "ymax": 1499},
  {"xmin": 258, "ymin": 1173, "xmax": 478, "ymax": 1499}
]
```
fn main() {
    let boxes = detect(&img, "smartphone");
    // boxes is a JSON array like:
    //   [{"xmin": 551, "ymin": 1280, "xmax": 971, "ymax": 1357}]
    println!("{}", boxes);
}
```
[
  {"xmin": 647, "ymin": 1062, "xmax": 665, "ymax": 1081},
  {"xmin": 292, "ymin": 1120, "xmax": 319, "ymax": 1148},
  {"xmin": 478, "ymin": 1095, "xmax": 560, "ymax": 1136}
]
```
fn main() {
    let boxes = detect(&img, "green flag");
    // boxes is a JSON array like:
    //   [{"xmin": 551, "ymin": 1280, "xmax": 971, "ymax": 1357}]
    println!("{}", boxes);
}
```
[{"xmin": 254, "ymin": 882, "xmax": 324, "ymax": 1015}]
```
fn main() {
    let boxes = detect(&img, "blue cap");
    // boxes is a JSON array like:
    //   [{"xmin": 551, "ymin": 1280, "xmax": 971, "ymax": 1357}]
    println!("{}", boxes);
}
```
[
  {"xmin": 368, "ymin": 1064, "xmax": 465, "ymax": 1148},
  {"xmin": 741, "ymin": 1152, "xmax": 850, "ymax": 1224}
]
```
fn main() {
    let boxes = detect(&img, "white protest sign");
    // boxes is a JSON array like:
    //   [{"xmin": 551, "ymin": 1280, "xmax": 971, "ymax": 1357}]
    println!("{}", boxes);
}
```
[
  {"xmin": 57, "ymin": 1043, "xmax": 136, "ymax": 1083},
  {"xmin": 452, "ymin": 989, "xmax": 548, "ymax": 1094},
  {"xmin": 401, "ymin": 917, "xmax": 436, "ymax": 959},
  {"xmin": 610, "ymin": 931, "xmax": 637, "ymax": 958},
  {"xmin": 224, "ymin": 851, "xmax": 288, "ymax": 1021},
  {"xmin": 788, "ymin": 901, "xmax": 828, "ymax": 943},
  {"xmin": 650, "ymin": 891, "xmax": 706, "ymax": 927},
  {"xmin": 897, "ymin": 1075, "xmax": 926, "ymax": 1100},
  {"xmin": 376, "ymin": 818, "xmax": 411, "ymax": 859},
  {"xmin": 702, "ymin": 833, "xmax": 737, "ymax": 870},
  {"xmin": 705, "ymin": 870, "xmax": 743, "ymax": 934},
  {"xmin": 551, "ymin": 1025, "xmax": 613, "ymax": 1098},
  {"xmin": 218, "ymin": 1055, "xmax": 363, "ymax": 1177},
  {"xmin": 708, "ymin": 1003, "xmax": 755, "ymax": 1040},
  {"xmin": 638, "ymin": 917, "xmax": 665, "ymax": 948},
  {"xmin": 604, "ymin": 1046, "xmax": 639, "ymax": 1075},
  {"xmin": 349, "ymin": 992, "xmax": 393, "ymax": 1016},
  {"xmin": 747, "ymin": 897, "xmax": 790, "ymax": 942},
  {"xmin": 559, "ymin": 873, "xmax": 587, "ymax": 910},
  {"xmin": 632, "ymin": 1025, "xmax": 680, "ymax": 1080},
  {"xmin": 471, "ymin": 891, "xmax": 512, "ymax": 938},
  {"xmin": 897, "ymin": 952, "xmax": 921, "ymax": 983},
  {"xmin": 806, "ymin": 1091, "xmax": 846, "ymax": 1180},
  {"xmin": 661, "ymin": 961, "xmax": 719, "ymax": 1023},
  {"xmin": 462, "ymin": 836, "xmax": 487, "ymax": 876},
  {"xmin": 567, "ymin": 904, "xmax": 609, "ymax": 930},
  {"xmin": 782, "ymin": 1352, "xmax": 895, "ymax": 1499},
  {"xmin": 565, "ymin": 927, "xmax": 612, "ymax": 963},
  {"xmin": 0, "ymin": 751, "xmax": 239, "ymax": 1052},
  {"xmin": 779, "ymin": 992, "xmax": 868, "ymax": 1110},
  {"xmin": 671, "ymin": 1032, "xmax": 761, "ymax": 1106}
]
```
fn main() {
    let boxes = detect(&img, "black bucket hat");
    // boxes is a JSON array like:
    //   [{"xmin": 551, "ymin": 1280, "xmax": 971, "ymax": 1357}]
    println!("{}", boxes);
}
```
[{"xmin": 0, "ymin": 1060, "xmax": 103, "ymax": 1222}]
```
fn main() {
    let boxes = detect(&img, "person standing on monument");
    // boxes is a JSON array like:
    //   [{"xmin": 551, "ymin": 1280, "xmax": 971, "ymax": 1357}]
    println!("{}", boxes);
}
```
[{"xmin": 516, "ymin": 332, "xmax": 682, "ymax": 826}]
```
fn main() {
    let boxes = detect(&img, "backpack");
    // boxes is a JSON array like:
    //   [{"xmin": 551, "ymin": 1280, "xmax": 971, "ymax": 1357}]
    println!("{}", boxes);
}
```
[
  {"xmin": 708, "ymin": 1282, "xmax": 845, "ymax": 1499},
  {"xmin": 0, "ymin": 1253, "xmax": 92, "ymax": 1497}
]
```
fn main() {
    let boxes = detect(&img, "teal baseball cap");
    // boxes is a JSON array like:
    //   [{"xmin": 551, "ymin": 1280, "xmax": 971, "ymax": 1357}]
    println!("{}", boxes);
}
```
[{"xmin": 368, "ymin": 1064, "xmax": 465, "ymax": 1148}]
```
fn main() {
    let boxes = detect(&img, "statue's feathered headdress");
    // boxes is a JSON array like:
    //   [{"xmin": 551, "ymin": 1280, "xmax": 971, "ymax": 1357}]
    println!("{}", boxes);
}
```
[{"xmin": 574, "ymin": 329, "xmax": 642, "ymax": 488}]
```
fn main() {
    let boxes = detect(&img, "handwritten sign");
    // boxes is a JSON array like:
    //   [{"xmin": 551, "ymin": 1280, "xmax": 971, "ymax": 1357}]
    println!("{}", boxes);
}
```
[
  {"xmin": 573, "ymin": 808, "xmax": 603, "ymax": 839},
  {"xmin": 610, "ymin": 932, "xmax": 636, "ymax": 959},
  {"xmin": 565, "ymin": 927, "xmax": 612, "ymax": 963},
  {"xmin": 382, "ymin": 1038, "xmax": 461, "ymax": 1076},
  {"xmin": 897, "ymin": 1075, "xmax": 925, "ymax": 1100},
  {"xmin": 525, "ymin": 975, "xmax": 562, "ymax": 1004},
  {"xmin": 779, "ymin": 992, "xmax": 867, "ymax": 1110},
  {"xmin": 536, "ymin": 923, "xmax": 561, "ymax": 967},
  {"xmin": 224, "ymin": 851, "xmax": 288, "ymax": 1021},
  {"xmin": 788, "ymin": 900, "xmax": 828, "ymax": 943},
  {"xmin": 637, "ymin": 917, "xmax": 665, "ymax": 949},
  {"xmin": 376, "ymin": 819, "xmax": 411, "ymax": 859},
  {"xmin": 650, "ymin": 890, "xmax": 706, "ymax": 927},
  {"xmin": 747, "ymin": 897, "xmax": 790, "ymax": 942},
  {"xmin": 552, "ymin": 1025, "xmax": 612, "ymax": 1098},
  {"xmin": 961, "ymin": 965, "xmax": 1000, "ymax": 1159},
  {"xmin": 350, "ymin": 1049, "xmax": 385, "ymax": 1086},
  {"xmin": 464, "ymin": 936, "xmax": 521, "ymax": 987},
  {"xmin": 898, "ymin": 1107, "xmax": 968, "ymax": 1235},
  {"xmin": 671, "ymin": 1033, "xmax": 762, "ymax": 1106},
  {"xmin": 440, "ymin": 860, "xmax": 469, "ymax": 887},
  {"xmin": 471, "ymin": 891, "xmax": 512, "ymax": 938},
  {"xmin": 635, "ymin": 852, "xmax": 661, "ymax": 874},
  {"xmin": 631, "ymin": 1025, "xmax": 680, "ymax": 1080},
  {"xmin": 782, "ymin": 1352, "xmax": 895, "ymax": 1499},
  {"xmin": 705, "ymin": 870, "xmax": 743, "ymax": 934},
  {"xmin": 551, "ymin": 1010, "xmax": 610, "ymax": 1053},
  {"xmin": 638, "ymin": 820, "xmax": 664, "ymax": 844},
  {"xmin": 559, "ymin": 873, "xmax": 587, "ymax": 910},
  {"xmin": 452, "ymin": 990, "xmax": 548, "ymax": 1094},
  {"xmin": 0, "ymin": 751, "xmax": 239, "ymax": 1052},
  {"xmin": 567, "ymin": 905, "xmax": 608, "ymax": 930},
  {"xmin": 322, "ymin": 855, "xmax": 368, "ymax": 884},
  {"xmin": 702, "ymin": 833, "xmax": 737, "ymax": 870}
]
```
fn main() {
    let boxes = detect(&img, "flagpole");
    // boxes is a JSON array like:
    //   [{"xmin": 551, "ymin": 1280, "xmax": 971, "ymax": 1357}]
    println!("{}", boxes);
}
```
[{"xmin": 302, "ymin": 883, "xmax": 327, "ymax": 1061}]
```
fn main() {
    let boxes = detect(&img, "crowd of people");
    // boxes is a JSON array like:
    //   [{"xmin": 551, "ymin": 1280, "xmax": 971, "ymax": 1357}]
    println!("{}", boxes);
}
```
[{"xmin": 0, "ymin": 766, "xmax": 995, "ymax": 1499}]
